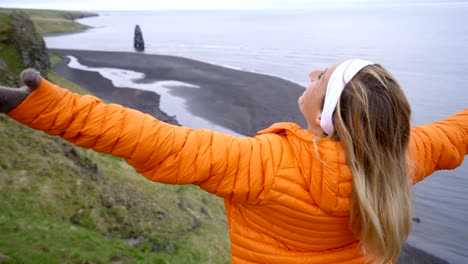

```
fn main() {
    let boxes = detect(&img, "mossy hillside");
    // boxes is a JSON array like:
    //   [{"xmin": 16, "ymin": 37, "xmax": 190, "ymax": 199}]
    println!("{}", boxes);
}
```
[
  {"xmin": 0, "ymin": 8, "xmax": 97, "ymax": 35},
  {"xmin": 0, "ymin": 10, "xmax": 230, "ymax": 263},
  {"xmin": 0, "ymin": 69, "xmax": 230, "ymax": 263}
]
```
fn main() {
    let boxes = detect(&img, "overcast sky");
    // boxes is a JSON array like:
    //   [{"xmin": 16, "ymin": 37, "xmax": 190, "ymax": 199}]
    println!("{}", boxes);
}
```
[{"xmin": 0, "ymin": 0, "xmax": 465, "ymax": 11}]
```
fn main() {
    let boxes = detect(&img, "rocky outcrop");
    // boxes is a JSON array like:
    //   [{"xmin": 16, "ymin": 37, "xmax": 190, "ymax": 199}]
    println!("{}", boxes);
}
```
[
  {"xmin": 0, "ymin": 11, "xmax": 49, "ymax": 86},
  {"xmin": 11, "ymin": 12, "xmax": 49, "ymax": 76},
  {"xmin": 134, "ymin": 25, "xmax": 145, "ymax": 52}
]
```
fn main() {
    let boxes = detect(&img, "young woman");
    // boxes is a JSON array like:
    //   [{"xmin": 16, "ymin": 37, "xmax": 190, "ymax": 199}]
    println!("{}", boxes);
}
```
[{"xmin": 1, "ymin": 60, "xmax": 466, "ymax": 264}]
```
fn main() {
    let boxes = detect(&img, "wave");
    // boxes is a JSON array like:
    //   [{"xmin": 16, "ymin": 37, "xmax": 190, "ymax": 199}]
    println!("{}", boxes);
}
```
[{"xmin": 65, "ymin": 56, "xmax": 245, "ymax": 137}]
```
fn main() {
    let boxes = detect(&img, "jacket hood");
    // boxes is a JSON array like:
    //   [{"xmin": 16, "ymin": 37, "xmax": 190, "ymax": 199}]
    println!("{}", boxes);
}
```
[{"xmin": 258, "ymin": 122, "xmax": 353, "ymax": 217}]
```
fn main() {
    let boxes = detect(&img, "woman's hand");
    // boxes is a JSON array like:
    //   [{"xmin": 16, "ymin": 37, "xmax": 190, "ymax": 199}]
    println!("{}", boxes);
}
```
[{"xmin": 0, "ymin": 69, "xmax": 42, "ymax": 113}]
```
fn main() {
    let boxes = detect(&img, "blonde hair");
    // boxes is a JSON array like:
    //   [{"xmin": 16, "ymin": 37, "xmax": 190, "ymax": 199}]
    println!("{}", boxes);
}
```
[{"xmin": 332, "ymin": 64, "xmax": 412, "ymax": 263}]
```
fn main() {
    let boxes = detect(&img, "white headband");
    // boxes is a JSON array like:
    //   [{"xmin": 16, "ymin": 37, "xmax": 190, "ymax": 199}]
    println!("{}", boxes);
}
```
[{"xmin": 320, "ymin": 59, "xmax": 373, "ymax": 136}]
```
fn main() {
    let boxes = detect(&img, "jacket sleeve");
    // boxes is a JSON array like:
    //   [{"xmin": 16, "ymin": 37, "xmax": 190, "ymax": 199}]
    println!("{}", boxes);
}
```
[
  {"xmin": 7, "ymin": 79, "xmax": 281, "ymax": 203},
  {"xmin": 409, "ymin": 109, "xmax": 468, "ymax": 184}
]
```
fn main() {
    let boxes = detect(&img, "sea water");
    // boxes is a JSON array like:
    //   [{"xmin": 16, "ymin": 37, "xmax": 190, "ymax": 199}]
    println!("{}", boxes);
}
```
[{"xmin": 45, "ymin": 3, "xmax": 468, "ymax": 263}]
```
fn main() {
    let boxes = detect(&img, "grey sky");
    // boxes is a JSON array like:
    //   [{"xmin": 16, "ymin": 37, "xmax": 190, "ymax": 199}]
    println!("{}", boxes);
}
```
[{"xmin": 0, "ymin": 0, "xmax": 464, "ymax": 11}]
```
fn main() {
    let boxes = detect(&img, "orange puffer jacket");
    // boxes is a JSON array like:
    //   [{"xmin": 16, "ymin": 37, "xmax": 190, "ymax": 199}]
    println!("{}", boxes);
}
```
[{"xmin": 8, "ymin": 79, "xmax": 468, "ymax": 263}]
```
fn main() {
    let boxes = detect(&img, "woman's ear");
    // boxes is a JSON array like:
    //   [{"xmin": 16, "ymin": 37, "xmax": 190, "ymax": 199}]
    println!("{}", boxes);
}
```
[
  {"xmin": 315, "ymin": 114, "xmax": 322, "ymax": 129},
  {"xmin": 315, "ymin": 114, "xmax": 328, "ymax": 137}
]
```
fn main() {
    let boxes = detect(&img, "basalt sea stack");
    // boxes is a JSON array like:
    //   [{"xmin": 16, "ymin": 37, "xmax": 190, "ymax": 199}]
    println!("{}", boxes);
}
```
[{"xmin": 134, "ymin": 25, "xmax": 145, "ymax": 52}]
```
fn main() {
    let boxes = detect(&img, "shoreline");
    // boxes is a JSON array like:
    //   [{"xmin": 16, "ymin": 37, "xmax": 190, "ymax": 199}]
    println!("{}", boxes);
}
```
[
  {"xmin": 51, "ymin": 48, "xmax": 307, "ymax": 136},
  {"xmin": 53, "ymin": 57, "xmax": 180, "ymax": 126},
  {"xmin": 62, "ymin": 54, "xmax": 245, "ymax": 136},
  {"xmin": 50, "ymin": 48, "xmax": 448, "ymax": 264}
]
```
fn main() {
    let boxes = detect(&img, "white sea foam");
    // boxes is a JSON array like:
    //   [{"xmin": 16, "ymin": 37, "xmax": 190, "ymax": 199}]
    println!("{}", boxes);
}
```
[{"xmin": 66, "ymin": 56, "xmax": 245, "ymax": 137}]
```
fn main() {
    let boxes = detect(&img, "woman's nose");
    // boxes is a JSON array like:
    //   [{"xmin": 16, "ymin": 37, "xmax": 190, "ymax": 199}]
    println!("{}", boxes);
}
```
[{"xmin": 309, "ymin": 70, "xmax": 321, "ymax": 82}]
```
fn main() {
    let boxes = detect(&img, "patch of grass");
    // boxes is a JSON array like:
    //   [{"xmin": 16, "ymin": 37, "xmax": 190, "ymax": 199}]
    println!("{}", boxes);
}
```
[
  {"xmin": 0, "ymin": 43, "xmax": 23, "ymax": 83},
  {"xmin": 0, "ymin": 8, "xmax": 96, "ymax": 19},
  {"xmin": 49, "ymin": 51, "xmax": 64, "ymax": 68},
  {"xmin": 31, "ymin": 16, "xmax": 88, "ymax": 35},
  {"xmin": 0, "ymin": 8, "xmax": 97, "ymax": 35},
  {"xmin": 0, "ymin": 14, "xmax": 13, "ymax": 42},
  {"xmin": 0, "ymin": 196, "xmax": 164, "ymax": 264}
]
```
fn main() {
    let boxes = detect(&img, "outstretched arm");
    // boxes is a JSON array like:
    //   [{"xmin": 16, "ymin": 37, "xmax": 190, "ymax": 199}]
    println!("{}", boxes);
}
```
[
  {"xmin": 1, "ymin": 69, "xmax": 282, "ymax": 203},
  {"xmin": 409, "ymin": 109, "xmax": 468, "ymax": 184}
]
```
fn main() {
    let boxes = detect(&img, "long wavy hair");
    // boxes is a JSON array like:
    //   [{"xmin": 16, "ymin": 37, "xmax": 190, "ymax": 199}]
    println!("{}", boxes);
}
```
[{"xmin": 332, "ymin": 64, "xmax": 412, "ymax": 263}]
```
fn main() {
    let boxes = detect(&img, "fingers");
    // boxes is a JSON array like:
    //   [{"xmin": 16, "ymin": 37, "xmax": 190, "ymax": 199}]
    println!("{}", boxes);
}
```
[
  {"xmin": 20, "ymin": 68, "xmax": 42, "ymax": 90},
  {"xmin": 0, "ymin": 86, "xmax": 31, "ymax": 113},
  {"xmin": 0, "ymin": 68, "xmax": 42, "ymax": 113}
]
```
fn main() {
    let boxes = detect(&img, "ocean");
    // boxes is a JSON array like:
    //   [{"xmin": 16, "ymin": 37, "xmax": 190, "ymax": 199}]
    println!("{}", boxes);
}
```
[{"xmin": 44, "ymin": 3, "xmax": 468, "ymax": 263}]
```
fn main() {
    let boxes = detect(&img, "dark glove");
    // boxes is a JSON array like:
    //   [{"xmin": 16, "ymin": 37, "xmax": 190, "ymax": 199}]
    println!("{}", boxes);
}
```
[{"xmin": 0, "ymin": 69, "xmax": 42, "ymax": 113}]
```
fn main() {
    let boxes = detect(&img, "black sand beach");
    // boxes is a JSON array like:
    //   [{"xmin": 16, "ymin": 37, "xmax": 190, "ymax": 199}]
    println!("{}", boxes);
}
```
[
  {"xmin": 51, "ymin": 49, "xmax": 448, "ymax": 264},
  {"xmin": 51, "ymin": 48, "xmax": 307, "ymax": 136}
]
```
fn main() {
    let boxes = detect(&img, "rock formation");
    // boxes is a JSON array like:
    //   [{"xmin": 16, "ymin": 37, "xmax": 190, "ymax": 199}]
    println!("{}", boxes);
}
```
[
  {"xmin": 0, "ymin": 11, "xmax": 49, "ymax": 86},
  {"xmin": 134, "ymin": 25, "xmax": 145, "ymax": 52},
  {"xmin": 11, "ymin": 12, "xmax": 49, "ymax": 77}
]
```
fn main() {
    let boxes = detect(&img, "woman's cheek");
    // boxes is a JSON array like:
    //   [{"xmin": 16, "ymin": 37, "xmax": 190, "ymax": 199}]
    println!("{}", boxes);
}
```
[{"xmin": 298, "ymin": 95, "xmax": 304, "ymax": 105}]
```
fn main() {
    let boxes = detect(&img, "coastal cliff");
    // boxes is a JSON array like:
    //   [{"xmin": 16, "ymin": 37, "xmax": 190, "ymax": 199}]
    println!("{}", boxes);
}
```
[
  {"xmin": 0, "ymin": 10, "xmax": 229, "ymax": 264},
  {"xmin": 0, "ymin": 11, "xmax": 48, "ymax": 86}
]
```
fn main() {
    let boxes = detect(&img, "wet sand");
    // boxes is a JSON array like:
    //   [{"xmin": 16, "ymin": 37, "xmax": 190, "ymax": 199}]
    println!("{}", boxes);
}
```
[{"xmin": 50, "ymin": 48, "xmax": 448, "ymax": 264}]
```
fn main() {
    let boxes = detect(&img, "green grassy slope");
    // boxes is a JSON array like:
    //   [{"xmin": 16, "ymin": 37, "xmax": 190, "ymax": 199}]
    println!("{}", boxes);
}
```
[
  {"xmin": 0, "ymin": 10, "xmax": 230, "ymax": 264},
  {"xmin": 0, "ymin": 8, "xmax": 97, "ymax": 35}
]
